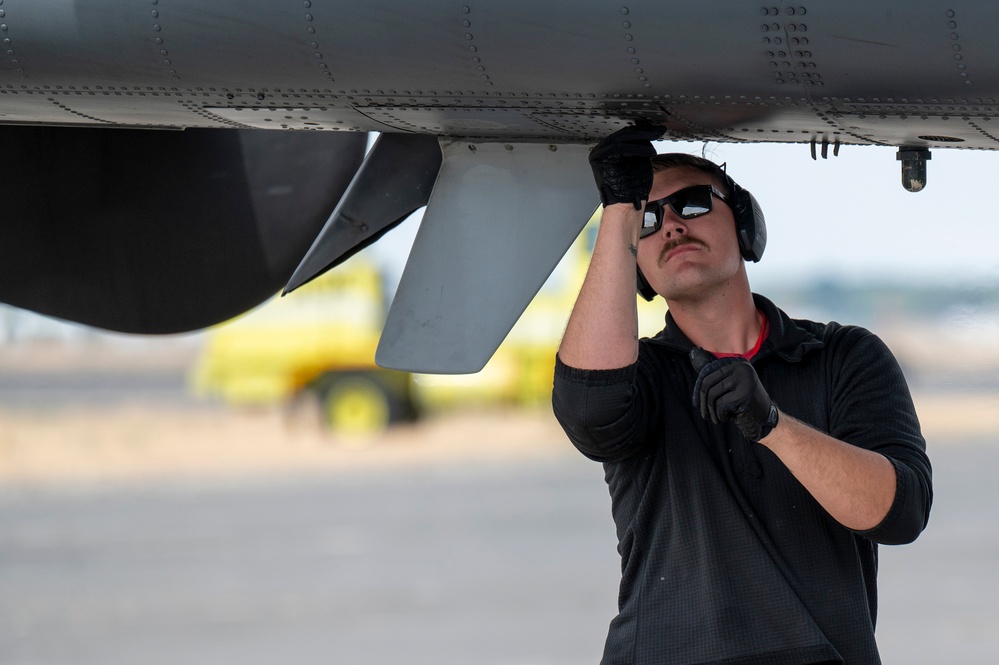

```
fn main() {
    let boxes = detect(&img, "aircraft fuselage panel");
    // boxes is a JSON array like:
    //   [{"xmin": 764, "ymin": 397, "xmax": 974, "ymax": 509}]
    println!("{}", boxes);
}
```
[{"xmin": 2, "ymin": 1, "xmax": 997, "ymax": 151}]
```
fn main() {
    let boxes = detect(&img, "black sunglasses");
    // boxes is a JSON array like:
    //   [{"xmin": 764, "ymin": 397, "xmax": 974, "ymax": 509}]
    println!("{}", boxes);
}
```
[{"xmin": 640, "ymin": 184, "xmax": 731, "ymax": 238}]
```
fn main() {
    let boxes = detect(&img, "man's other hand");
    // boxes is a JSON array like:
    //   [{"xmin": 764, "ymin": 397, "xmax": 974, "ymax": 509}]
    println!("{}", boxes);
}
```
[{"xmin": 690, "ymin": 347, "xmax": 778, "ymax": 442}]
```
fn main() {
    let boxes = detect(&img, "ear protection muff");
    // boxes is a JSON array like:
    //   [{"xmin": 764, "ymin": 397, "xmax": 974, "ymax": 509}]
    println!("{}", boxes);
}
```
[
  {"xmin": 637, "ymin": 266, "xmax": 657, "ymax": 301},
  {"xmin": 636, "ymin": 171, "xmax": 766, "ymax": 302},
  {"xmin": 723, "ymin": 173, "xmax": 767, "ymax": 263}
]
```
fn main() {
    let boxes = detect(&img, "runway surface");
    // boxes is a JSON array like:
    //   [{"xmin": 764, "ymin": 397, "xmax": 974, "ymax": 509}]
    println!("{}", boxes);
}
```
[{"xmin": 0, "ymin": 428, "xmax": 995, "ymax": 665}]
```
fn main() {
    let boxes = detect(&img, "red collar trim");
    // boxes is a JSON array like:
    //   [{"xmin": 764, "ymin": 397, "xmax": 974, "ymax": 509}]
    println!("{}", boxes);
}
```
[{"xmin": 708, "ymin": 311, "xmax": 769, "ymax": 360}]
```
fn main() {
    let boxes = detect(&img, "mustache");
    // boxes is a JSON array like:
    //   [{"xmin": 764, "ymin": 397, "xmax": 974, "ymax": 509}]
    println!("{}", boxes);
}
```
[{"xmin": 658, "ymin": 237, "xmax": 705, "ymax": 264}]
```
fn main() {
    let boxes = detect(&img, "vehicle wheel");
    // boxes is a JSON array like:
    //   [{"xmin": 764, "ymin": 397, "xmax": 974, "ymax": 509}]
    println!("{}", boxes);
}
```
[{"xmin": 319, "ymin": 373, "xmax": 407, "ymax": 437}]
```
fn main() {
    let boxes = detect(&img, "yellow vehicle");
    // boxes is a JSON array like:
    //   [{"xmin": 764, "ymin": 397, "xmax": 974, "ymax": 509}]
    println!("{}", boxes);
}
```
[{"xmin": 190, "ymin": 256, "xmax": 417, "ymax": 435}]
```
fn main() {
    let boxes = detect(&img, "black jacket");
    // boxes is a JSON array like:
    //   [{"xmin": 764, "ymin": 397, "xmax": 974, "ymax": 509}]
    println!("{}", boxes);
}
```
[{"xmin": 552, "ymin": 295, "xmax": 932, "ymax": 665}]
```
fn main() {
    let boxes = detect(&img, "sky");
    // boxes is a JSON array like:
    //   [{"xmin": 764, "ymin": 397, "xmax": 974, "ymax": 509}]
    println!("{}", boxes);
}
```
[{"xmin": 369, "ymin": 140, "xmax": 999, "ymax": 292}]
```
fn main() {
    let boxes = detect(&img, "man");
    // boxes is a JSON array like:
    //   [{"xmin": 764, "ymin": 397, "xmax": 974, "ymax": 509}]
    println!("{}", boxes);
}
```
[{"xmin": 552, "ymin": 125, "xmax": 932, "ymax": 664}]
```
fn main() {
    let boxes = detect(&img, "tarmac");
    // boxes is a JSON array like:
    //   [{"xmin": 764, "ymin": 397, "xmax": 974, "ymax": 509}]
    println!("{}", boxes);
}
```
[{"xmin": 0, "ymin": 340, "xmax": 997, "ymax": 664}]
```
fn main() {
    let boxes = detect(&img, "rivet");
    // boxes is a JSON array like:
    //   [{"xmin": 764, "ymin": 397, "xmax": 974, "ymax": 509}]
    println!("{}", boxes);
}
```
[
  {"xmin": 152, "ymin": 10, "xmax": 158, "ymax": 17},
  {"xmin": 152, "ymin": 24, "xmax": 161, "ymax": 31},
  {"xmin": 949, "ymin": 21, "xmax": 957, "ymax": 29},
  {"xmin": 465, "ymin": 33, "xmax": 473, "ymax": 39},
  {"xmin": 463, "ymin": 19, "xmax": 470, "ymax": 27},
  {"xmin": 462, "ymin": 6, "xmax": 471, "ymax": 14},
  {"xmin": 786, "ymin": 6, "xmax": 795, "ymax": 14},
  {"xmin": 305, "ymin": 14, "xmax": 313, "ymax": 21},
  {"xmin": 623, "ymin": 21, "xmax": 631, "ymax": 28},
  {"xmin": 946, "ymin": 9, "xmax": 955, "ymax": 18},
  {"xmin": 624, "ymin": 33, "xmax": 633, "ymax": 41},
  {"xmin": 797, "ymin": 6, "xmax": 806, "ymax": 14},
  {"xmin": 620, "ymin": 7, "xmax": 630, "ymax": 15}
]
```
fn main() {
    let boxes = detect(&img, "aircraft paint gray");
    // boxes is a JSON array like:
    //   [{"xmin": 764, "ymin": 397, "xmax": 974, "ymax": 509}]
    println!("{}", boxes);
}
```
[{"xmin": 2, "ymin": 2, "xmax": 990, "ymax": 148}]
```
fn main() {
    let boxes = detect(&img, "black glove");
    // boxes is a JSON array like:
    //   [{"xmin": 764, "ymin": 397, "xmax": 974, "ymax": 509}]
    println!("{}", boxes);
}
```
[
  {"xmin": 588, "ymin": 124, "xmax": 667, "ymax": 210},
  {"xmin": 690, "ymin": 347, "xmax": 779, "ymax": 443}
]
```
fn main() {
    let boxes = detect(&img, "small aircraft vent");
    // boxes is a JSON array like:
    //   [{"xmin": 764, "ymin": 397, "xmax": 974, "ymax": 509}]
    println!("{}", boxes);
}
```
[{"xmin": 917, "ymin": 135, "xmax": 964, "ymax": 143}]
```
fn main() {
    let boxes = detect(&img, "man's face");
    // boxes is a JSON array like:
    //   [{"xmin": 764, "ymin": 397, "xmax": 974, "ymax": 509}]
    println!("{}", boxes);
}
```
[{"xmin": 636, "ymin": 166, "xmax": 746, "ymax": 302}]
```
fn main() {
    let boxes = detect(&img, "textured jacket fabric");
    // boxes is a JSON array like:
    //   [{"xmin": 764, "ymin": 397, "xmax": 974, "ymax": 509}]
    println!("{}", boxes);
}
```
[{"xmin": 552, "ymin": 294, "xmax": 932, "ymax": 665}]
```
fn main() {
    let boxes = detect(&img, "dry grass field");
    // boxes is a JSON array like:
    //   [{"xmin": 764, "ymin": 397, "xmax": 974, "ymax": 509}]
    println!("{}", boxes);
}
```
[
  {"xmin": 0, "ymin": 390, "xmax": 996, "ymax": 488},
  {"xmin": 0, "ymin": 405, "xmax": 575, "ymax": 487}
]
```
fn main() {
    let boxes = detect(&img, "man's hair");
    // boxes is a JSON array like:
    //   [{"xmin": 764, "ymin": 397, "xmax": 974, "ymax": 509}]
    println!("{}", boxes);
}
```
[{"xmin": 650, "ymin": 153, "xmax": 730, "ymax": 197}]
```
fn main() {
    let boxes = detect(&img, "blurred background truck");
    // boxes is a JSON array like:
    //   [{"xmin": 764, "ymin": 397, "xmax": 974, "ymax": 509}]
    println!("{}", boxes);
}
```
[
  {"xmin": 190, "ymin": 256, "xmax": 418, "ymax": 435},
  {"xmin": 190, "ymin": 216, "xmax": 666, "ymax": 436}
]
